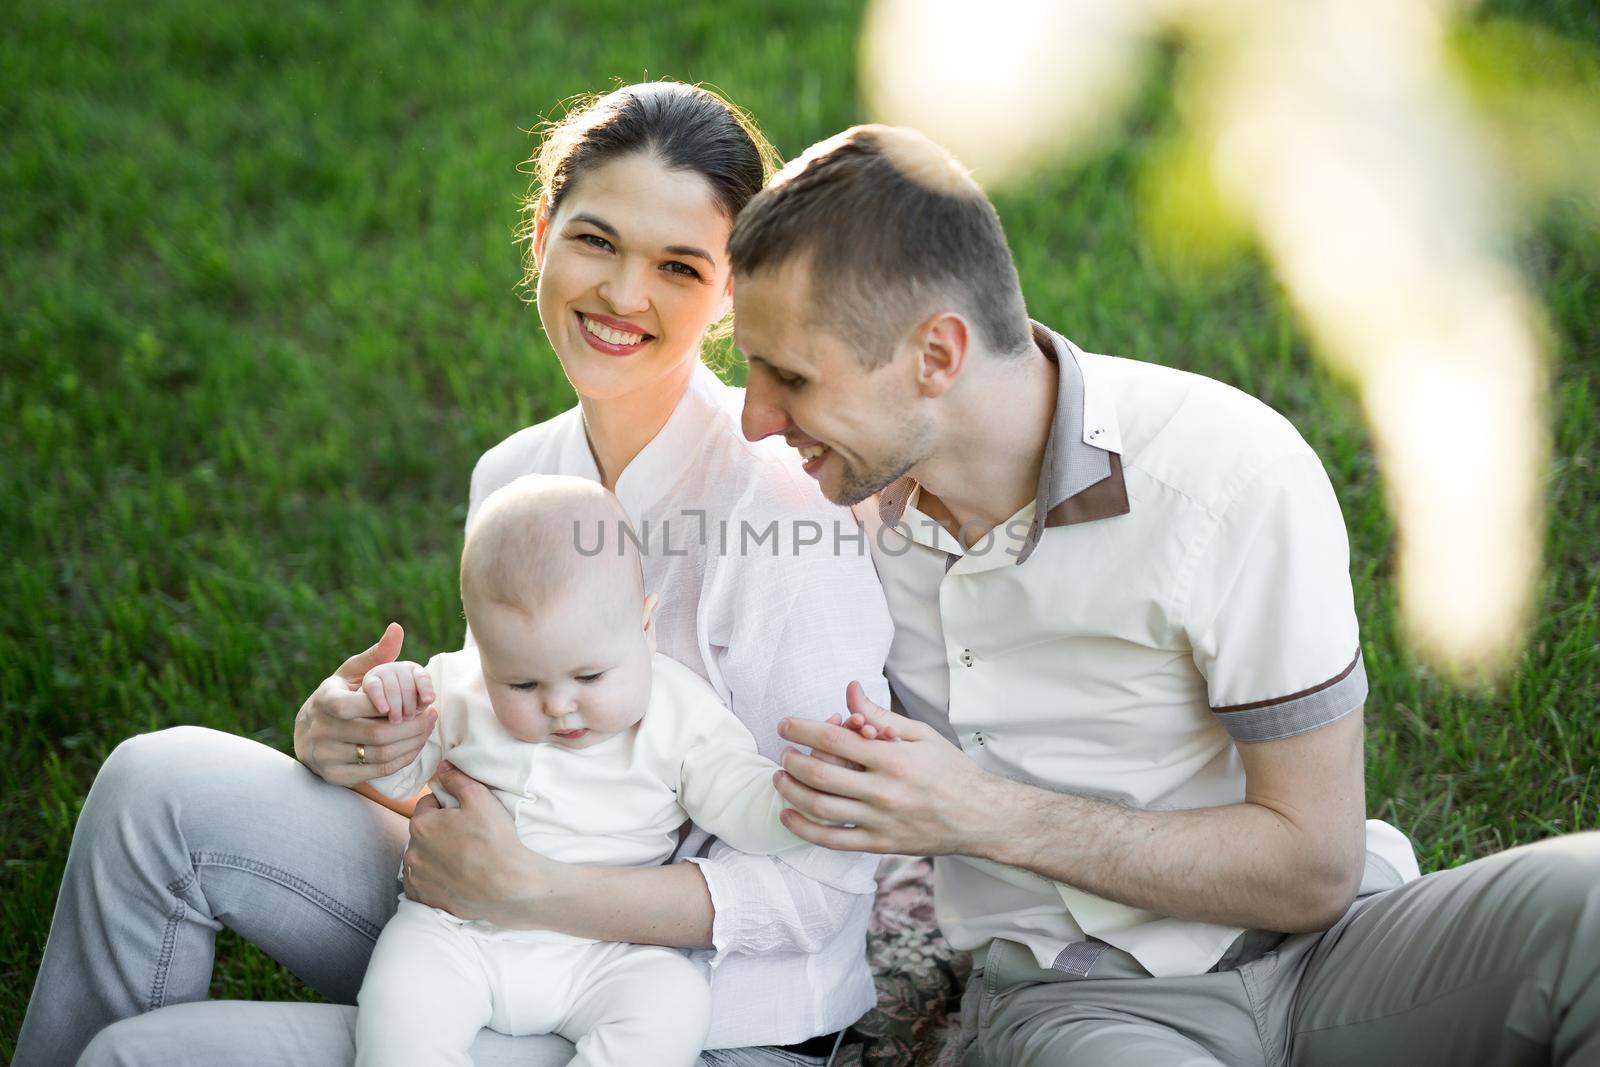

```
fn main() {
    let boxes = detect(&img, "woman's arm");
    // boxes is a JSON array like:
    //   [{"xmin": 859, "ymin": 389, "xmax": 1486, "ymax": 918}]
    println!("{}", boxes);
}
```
[
  {"xmin": 538, "ymin": 862, "xmax": 717, "ymax": 949},
  {"xmin": 402, "ymin": 765, "xmax": 717, "ymax": 947},
  {"xmin": 403, "ymin": 753, "xmax": 877, "ymax": 956}
]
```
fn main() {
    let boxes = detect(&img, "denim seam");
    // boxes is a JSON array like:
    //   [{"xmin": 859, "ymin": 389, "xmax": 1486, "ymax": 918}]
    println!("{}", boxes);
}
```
[
  {"xmin": 150, "ymin": 869, "xmax": 198, "ymax": 1010},
  {"xmin": 190, "ymin": 850, "xmax": 386, "ymax": 941}
]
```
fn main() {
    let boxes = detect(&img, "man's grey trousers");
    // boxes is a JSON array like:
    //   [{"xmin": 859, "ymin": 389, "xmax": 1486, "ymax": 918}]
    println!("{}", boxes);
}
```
[{"xmin": 960, "ymin": 832, "xmax": 1600, "ymax": 1065}]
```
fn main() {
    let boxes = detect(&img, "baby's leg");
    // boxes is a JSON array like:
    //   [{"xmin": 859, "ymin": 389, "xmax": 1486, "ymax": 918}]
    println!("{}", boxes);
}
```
[
  {"xmin": 557, "ymin": 943, "xmax": 711, "ymax": 1067},
  {"xmin": 355, "ymin": 899, "xmax": 492, "ymax": 1067}
]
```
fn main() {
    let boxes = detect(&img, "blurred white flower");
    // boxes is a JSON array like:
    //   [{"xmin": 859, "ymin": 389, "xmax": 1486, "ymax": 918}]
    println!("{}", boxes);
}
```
[{"xmin": 861, "ymin": 0, "xmax": 1576, "ymax": 680}]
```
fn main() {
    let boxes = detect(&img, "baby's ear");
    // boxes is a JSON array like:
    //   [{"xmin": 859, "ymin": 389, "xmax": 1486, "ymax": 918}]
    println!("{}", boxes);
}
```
[{"xmin": 641, "ymin": 593, "xmax": 660, "ymax": 654}]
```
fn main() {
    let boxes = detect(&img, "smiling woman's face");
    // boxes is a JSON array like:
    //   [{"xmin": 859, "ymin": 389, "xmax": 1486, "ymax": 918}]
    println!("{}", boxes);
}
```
[{"xmin": 534, "ymin": 151, "xmax": 734, "ymax": 403}]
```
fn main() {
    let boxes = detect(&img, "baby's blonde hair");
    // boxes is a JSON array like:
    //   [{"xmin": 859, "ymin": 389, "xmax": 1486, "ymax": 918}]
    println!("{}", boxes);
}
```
[{"xmin": 461, "ymin": 475, "xmax": 644, "ymax": 619}]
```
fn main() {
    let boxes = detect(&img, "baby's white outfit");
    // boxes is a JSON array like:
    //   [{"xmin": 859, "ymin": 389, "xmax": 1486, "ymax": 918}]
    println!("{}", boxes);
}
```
[
  {"xmin": 468, "ymin": 362, "xmax": 893, "ymax": 1047},
  {"xmin": 354, "ymin": 648, "xmax": 806, "ymax": 1067}
]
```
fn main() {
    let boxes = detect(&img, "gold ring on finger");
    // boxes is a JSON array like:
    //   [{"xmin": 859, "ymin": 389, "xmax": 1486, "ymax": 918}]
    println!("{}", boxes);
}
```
[{"xmin": 355, "ymin": 743, "xmax": 367, "ymax": 765}]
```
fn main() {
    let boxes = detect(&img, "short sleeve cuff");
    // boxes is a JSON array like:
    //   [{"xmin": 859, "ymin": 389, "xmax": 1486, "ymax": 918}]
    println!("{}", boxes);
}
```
[{"xmin": 1211, "ymin": 649, "xmax": 1367, "ymax": 743}]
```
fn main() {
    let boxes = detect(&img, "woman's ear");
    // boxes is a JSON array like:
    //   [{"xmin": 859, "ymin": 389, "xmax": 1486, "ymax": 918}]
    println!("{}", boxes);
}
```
[
  {"xmin": 532, "ymin": 197, "xmax": 553, "ymax": 272},
  {"xmin": 712, "ymin": 276, "xmax": 734, "ymax": 323}
]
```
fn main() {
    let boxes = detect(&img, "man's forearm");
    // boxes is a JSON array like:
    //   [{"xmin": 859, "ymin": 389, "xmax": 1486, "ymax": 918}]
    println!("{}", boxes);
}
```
[
  {"xmin": 967, "ymin": 774, "xmax": 1362, "ymax": 932},
  {"xmin": 497, "ymin": 860, "xmax": 716, "ymax": 950}
]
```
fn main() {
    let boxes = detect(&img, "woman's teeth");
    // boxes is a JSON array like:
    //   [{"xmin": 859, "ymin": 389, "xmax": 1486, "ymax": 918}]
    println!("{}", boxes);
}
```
[
  {"xmin": 582, "ymin": 315, "xmax": 647, "ymax": 347},
  {"xmin": 799, "ymin": 444, "xmax": 828, "ymax": 461}
]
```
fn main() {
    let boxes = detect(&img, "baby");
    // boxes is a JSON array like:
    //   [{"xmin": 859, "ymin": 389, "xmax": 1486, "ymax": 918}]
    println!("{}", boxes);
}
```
[{"xmin": 353, "ymin": 474, "xmax": 807, "ymax": 1067}]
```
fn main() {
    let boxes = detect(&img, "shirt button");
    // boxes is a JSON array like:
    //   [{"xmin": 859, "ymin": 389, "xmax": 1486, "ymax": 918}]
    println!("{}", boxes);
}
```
[{"xmin": 959, "ymin": 649, "xmax": 975, "ymax": 667}]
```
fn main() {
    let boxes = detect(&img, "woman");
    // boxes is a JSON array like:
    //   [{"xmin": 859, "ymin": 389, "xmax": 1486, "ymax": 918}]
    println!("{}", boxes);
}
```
[{"xmin": 17, "ymin": 82, "xmax": 893, "ymax": 1066}]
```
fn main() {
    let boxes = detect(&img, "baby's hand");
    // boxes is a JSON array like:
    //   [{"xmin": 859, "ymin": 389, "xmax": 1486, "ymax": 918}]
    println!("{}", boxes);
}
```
[
  {"xmin": 841, "ymin": 711, "xmax": 899, "ymax": 742},
  {"xmin": 361, "ymin": 661, "xmax": 436, "ymax": 724},
  {"xmin": 807, "ymin": 709, "xmax": 898, "ymax": 778}
]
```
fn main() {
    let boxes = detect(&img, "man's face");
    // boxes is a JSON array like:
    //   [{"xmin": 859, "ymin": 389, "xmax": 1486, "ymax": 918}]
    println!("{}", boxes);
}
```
[{"xmin": 735, "ymin": 259, "xmax": 933, "ymax": 506}]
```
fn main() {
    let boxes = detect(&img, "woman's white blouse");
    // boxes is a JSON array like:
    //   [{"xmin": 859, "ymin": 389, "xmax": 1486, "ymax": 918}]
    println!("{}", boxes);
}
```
[{"xmin": 467, "ymin": 362, "xmax": 894, "ymax": 1048}]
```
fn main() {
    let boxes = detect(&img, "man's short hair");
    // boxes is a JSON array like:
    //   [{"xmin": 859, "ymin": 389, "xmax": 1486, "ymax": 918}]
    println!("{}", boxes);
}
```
[{"xmin": 729, "ymin": 125, "xmax": 1031, "ymax": 364}]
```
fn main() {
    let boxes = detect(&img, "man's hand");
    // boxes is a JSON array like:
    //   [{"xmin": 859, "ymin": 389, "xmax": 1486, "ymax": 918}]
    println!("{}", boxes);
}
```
[
  {"xmin": 294, "ymin": 623, "xmax": 437, "ymax": 785},
  {"xmin": 361, "ymin": 660, "xmax": 436, "ymax": 725},
  {"xmin": 773, "ymin": 681, "xmax": 997, "ymax": 855},
  {"xmin": 403, "ymin": 762, "xmax": 567, "ymax": 926}
]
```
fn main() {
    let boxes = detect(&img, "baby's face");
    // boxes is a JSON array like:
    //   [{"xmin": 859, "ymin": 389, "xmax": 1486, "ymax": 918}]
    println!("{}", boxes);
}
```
[{"xmin": 470, "ymin": 588, "xmax": 655, "ymax": 749}]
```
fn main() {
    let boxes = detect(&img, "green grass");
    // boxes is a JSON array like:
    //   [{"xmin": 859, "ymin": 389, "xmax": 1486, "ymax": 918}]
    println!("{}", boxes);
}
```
[{"xmin": 2, "ymin": 0, "xmax": 1596, "ymax": 1054}]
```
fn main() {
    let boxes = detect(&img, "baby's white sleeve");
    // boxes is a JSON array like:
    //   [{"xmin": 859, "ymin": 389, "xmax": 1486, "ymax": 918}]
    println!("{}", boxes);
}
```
[
  {"xmin": 365, "ymin": 722, "xmax": 442, "ymax": 800},
  {"xmin": 678, "ymin": 706, "xmax": 808, "ymax": 856},
  {"xmin": 365, "ymin": 656, "xmax": 450, "ymax": 799}
]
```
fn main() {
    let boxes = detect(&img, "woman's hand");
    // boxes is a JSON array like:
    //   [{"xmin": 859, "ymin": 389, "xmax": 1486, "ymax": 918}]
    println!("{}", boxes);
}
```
[
  {"xmin": 293, "ymin": 623, "xmax": 437, "ymax": 785},
  {"xmin": 403, "ymin": 763, "xmax": 570, "ymax": 927}
]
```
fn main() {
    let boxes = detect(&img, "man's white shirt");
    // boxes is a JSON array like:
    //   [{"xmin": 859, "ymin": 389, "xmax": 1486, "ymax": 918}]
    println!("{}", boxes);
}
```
[{"xmin": 864, "ymin": 324, "xmax": 1420, "ymax": 979}]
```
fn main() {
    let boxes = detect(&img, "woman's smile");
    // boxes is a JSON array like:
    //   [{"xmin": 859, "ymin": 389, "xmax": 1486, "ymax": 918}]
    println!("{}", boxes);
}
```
[{"xmin": 576, "ymin": 311, "xmax": 654, "ymax": 356}]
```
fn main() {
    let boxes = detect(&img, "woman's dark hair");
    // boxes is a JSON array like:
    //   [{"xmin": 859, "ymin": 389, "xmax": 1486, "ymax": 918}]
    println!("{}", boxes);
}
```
[{"xmin": 517, "ymin": 81, "xmax": 779, "ymax": 299}]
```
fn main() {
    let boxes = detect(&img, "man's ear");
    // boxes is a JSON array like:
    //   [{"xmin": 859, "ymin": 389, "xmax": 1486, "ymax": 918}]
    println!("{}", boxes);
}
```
[
  {"xmin": 641, "ymin": 592, "xmax": 660, "ymax": 655},
  {"xmin": 532, "ymin": 197, "xmax": 553, "ymax": 272},
  {"xmin": 911, "ymin": 311, "xmax": 971, "ymax": 398}
]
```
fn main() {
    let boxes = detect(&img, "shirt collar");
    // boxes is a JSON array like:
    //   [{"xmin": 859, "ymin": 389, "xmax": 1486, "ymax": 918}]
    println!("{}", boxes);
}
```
[{"xmin": 875, "ymin": 321, "xmax": 1129, "ymax": 563}]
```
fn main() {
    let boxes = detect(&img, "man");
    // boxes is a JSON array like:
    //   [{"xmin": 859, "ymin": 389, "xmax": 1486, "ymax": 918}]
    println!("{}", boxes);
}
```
[{"xmin": 729, "ymin": 124, "xmax": 1599, "ymax": 1065}]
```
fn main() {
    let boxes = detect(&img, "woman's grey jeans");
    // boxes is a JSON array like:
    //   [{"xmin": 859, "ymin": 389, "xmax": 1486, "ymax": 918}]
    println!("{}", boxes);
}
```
[{"xmin": 14, "ymin": 726, "xmax": 826, "ymax": 1066}]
